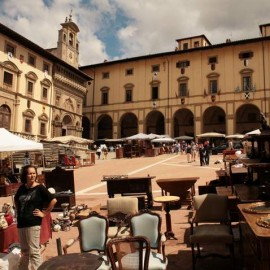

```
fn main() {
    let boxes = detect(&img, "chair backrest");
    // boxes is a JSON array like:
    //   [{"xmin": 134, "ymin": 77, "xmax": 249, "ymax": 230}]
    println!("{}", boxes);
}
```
[
  {"xmin": 107, "ymin": 236, "xmax": 150, "ymax": 270},
  {"xmin": 130, "ymin": 210, "xmax": 161, "ymax": 250},
  {"xmin": 107, "ymin": 197, "xmax": 138, "ymax": 216},
  {"xmin": 192, "ymin": 193, "xmax": 229, "ymax": 223},
  {"xmin": 78, "ymin": 211, "xmax": 109, "ymax": 253}
]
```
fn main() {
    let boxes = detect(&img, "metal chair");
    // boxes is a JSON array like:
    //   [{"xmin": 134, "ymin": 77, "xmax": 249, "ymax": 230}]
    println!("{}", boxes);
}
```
[
  {"xmin": 107, "ymin": 236, "xmax": 151, "ymax": 270},
  {"xmin": 189, "ymin": 193, "xmax": 234, "ymax": 270},
  {"xmin": 130, "ymin": 209, "xmax": 168, "ymax": 270}
]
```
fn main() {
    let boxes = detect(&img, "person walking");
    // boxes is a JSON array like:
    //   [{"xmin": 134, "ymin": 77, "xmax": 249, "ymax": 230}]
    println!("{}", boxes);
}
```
[
  {"xmin": 14, "ymin": 165, "xmax": 57, "ymax": 270},
  {"xmin": 186, "ymin": 144, "xmax": 192, "ymax": 163},
  {"xmin": 191, "ymin": 142, "xmax": 197, "ymax": 162},
  {"xmin": 96, "ymin": 147, "xmax": 102, "ymax": 159}
]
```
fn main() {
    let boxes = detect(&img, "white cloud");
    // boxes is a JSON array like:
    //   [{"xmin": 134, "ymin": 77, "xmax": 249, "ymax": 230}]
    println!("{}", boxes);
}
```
[{"xmin": 0, "ymin": 0, "xmax": 270, "ymax": 65}]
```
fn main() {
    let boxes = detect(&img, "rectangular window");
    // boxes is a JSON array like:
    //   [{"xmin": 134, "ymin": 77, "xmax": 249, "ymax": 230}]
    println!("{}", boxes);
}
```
[
  {"xmin": 102, "ymin": 72, "xmax": 110, "ymax": 79},
  {"xmin": 152, "ymin": 65, "xmax": 160, "ymax": 72},
  {"xmin": 3, "ymin": 71, "xmax": 13, "ymax": 85},
  {"xmin": 5, "ymin": 42, "xmax": 15, "ymax": 55},
  {"xmin": 40, "ymin": 122, "xmax": 46, "ymax": 135},
  {"xmin": 183, "ymin": 43, "xmax": 188, "ymax": 50},
  {"xmin": 176, "ymin": 60, "xmax": 190, "ymax": 68},
  {"xmin": 28, "ymin": 54, "xmax": 36, "ymax": 66},
  {"xmin": 27, "ymin": 81, "xmax": 34, "ymax": 95},
  {"xmin": 126, "ymin": 68, "xmax": 133, "ymax": 76},
  {"xmin": 194, "ymin": 41, "xmax": 199, "ymax": 48},
  {"xmin": 179, "ymin": 83, "xmax": 187, "ymax": 97},
  {"xmin": 243, "ymin": 76, "xmax": 251, "ymax": 91},
  {"xmin": 43, "ymin": 62, "xmax": 50, "ymax": 74},
  {"xmin": 209, "ymin": 80, "xmax": 218, "ymax": 94},
  {"xmin": 42, "ymin": 87, "xmax": 48, "ymax": 99},
  {"xmin": 239, "ymin": 51, "xmax": 254, "ymax": 59},
  {"xmin": 25, "ymin": 119, "xmax": 32, "ymax": 133},
  {"xmin": 102, "ymin": 92, "xmax": 108, "ymax": 105},
  {"xmin": 208, "ymin": 56, "xmax": 217, "ymax": 64},
  {"xmin": 126, "ymin": 89, "xmax": 132, "ymax": 102},
  {"xmin": 152, "ymin": 86, "xmax": 159, "ymax": 100}
]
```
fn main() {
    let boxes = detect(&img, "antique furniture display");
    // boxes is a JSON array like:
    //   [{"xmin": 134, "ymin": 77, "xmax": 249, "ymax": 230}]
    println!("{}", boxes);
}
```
[
  {"xmin": 107, "ymin": 236, "xmax": 150, "ymax": 270},
  {"xmin": 43, "ymin": 167, "xmax": 76, "ymax": 211},
  {"xmin": 102, "ymin": 175, "xmax": 155, "ymax": 208},
  {"xmin": 189, "ymin": 194, "xmax": 234, "ymax": 270},
  {"xmin": 130, "ymin": 210, "xmax": 168, "ymax": 270},
  {"xmin": 154, "ymin": 195, "xmax": 180, "ymax": 240},
  {"xmin": 238, "ymin": 202, "xmax": 270, "ymax": 270},
  {"xmin": 156, "ymin": 177, "xmax": 199, "ymax": 208}
]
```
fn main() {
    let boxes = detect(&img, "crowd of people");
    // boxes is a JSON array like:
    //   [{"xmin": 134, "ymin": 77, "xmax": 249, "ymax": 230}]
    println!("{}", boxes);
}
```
[{"xmin": 171, "ymin": 141, "xmax": 211, "ymax": 166}]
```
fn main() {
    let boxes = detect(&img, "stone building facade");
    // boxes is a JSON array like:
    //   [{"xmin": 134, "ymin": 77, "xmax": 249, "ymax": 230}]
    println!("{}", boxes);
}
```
[
  {"xmin": 81, "ymin": 23, "xmax": 270, "ymax": 140},
  {"xmin": 0, "ymin": 16, "xmax": 91, "ymax": 141}
]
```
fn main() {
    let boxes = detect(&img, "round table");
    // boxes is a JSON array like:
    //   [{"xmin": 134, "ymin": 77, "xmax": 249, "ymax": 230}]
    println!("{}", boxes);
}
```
[
  {"xmin": 38, "ymin": 253, "xmax": 103, "ymax": 270},
  {"xmin": 154, "ymin": 195, "xmax": 180, "ymax": 240}
]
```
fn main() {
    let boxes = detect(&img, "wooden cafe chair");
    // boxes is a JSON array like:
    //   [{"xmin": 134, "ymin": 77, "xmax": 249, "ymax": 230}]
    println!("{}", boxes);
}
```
[
  {"xmin": 107, "ymin": 197, "xmax": 138, "ymax": 238},
  {"xmin": 107, "ymin": 236, "xmax": 151, "ymax": 270},
  {"xmin": 129, "ymin": 209, "xmax": 168, "ymax": 270},
  {"xmin": 189, "ymin": 193, "xmax": 234, "ymax": 270},
  {"xmin": 62, "ymin": 211, "xmax": 111, "ymax": 270}
]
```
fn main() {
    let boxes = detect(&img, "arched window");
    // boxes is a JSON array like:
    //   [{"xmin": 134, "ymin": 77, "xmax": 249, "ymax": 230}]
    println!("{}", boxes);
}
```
[
  {"xmin": 0, "ymin": 105, "xmax": 11, "ymax": 129},
  {"xmin": 69, "ymin": 33, "xmax": 74, "ymax": 46}
]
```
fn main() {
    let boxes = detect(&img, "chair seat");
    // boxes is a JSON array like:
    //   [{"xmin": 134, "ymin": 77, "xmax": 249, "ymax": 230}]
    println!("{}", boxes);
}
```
[
  {"xmin": 190, "ymin": 224, "xmax": 233, "ymax": 244},
  {"xmin": 108, "ymin": 226, "xmax": 130, "ymax": 238},
  {"xmin": 115, "ymin": 251, "xmax": 167, "ymax": 270}
]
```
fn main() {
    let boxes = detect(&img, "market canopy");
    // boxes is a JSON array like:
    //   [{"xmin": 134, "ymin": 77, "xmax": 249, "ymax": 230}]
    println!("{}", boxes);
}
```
[
  {"xmin": 245, "ymin": 129, "xmax": 261, "ymax": 136},
  {"xmin": 126, "ymin": 133, "xmax": 161, "ymax": 140},
  {"xmin": 41, "ymin": 135, "xmax": 93, "ymax": 145},
  {"xmin": 196, "ymin": 132, "xmax": 226, "ymax": 138},
  {"xmin": 0, "ymin": 128, "xmax": 43, "ymax": 152},
  {"xmin": 174, "ymin": 136, "xmax": 194, "ymax": 141},
  {"xmin": 225, "ymin": 134, "xmax": 245, "ymax": 139},
  {"xmin": 151, "ymin": 137, "xmax": 175, "ymax": 143}
]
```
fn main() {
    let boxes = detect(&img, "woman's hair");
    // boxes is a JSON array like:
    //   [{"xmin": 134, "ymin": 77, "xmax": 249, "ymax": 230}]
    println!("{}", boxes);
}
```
[{"xmin": 21, "ymin": 165, "xmax": 37, "ymax": 184}]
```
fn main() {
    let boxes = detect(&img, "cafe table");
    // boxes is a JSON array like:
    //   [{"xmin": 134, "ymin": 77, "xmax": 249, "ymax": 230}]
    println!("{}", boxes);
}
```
[
  {"xmin": 154, "ymin": 195, "xmax": 180, "ymax": 240},
  {"xmin": 38, "ymin": 253, "xmax": 104, "ymax": 270}
]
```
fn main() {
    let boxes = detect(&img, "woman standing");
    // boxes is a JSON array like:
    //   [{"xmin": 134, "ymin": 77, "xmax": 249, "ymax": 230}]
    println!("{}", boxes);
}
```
[{"xmin": 15, "ymin": 165, "xmax": 57, "ymax": 270}]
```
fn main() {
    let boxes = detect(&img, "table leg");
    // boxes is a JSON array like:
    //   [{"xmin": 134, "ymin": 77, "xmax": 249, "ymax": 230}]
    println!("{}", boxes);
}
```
[{"xmin": 164, "ymin": 203, "xmax": 177, "ymax": 240}]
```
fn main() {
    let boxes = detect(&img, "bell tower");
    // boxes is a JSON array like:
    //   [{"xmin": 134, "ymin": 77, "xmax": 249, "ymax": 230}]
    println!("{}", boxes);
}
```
[{"xmin": 56, "ymin": 13, "xmax": 80, "ymax": 68}]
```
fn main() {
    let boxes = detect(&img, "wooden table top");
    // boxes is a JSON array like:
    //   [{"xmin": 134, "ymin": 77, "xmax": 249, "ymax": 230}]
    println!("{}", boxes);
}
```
[
  {"xmin": 38, "ymin": 253, "xmax": 103, "ymax": 270},
  {"xmin": 238, "ymin": 203, "xmax": 270, "ymax": 240},
  {"xmin": 154, "ymin": 195, "xmax": 180, "ymax": 203}
]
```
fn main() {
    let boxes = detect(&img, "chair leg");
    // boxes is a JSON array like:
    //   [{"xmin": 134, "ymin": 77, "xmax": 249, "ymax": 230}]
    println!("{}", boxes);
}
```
[
  {"xmin": 191, "ymin": 243, "xmax": 196, "ymax": 270},
  {"xmin": 230, "ymin": 243, "xmax": 235, "ymax": 270},
  {"xmin": 196, "ymin": 243, "xmax": 200, "ymax": 256}
]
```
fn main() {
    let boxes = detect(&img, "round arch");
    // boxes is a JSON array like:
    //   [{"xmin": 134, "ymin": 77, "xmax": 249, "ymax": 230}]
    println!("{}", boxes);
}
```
[
  {"xmin": 203, "ymin": 106, "xmax": 226, "ymax": 133},
  {"xmin": 120, "ymin": 113, "xmax": 138, "ymax": 138},
  {"xmin": 97, "ymin": 114, "xmax": 113, "ymax": 139},
  {"xmin": 173, "ymin": 108, "xmax": 194, "ymax": 137},
  {"xmin": 82, "ymin": 116, "xmax": 91, "ymax": 139},
  {"xmin": 145, "ymin": 111, "xmax": 165, "ymax": 135},
  {"xmin": 235, "ymin": 104, "xmax": 260, "ymax": 133}
]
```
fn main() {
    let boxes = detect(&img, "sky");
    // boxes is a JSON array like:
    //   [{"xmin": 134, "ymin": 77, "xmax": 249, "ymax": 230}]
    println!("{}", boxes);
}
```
[{"xmin": 1, "ymin": 0, "xmax": 270, "ymax": 66}]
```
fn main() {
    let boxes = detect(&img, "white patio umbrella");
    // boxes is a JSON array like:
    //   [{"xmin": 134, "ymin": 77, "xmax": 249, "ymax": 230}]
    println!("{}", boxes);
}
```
[
  {"xmin": 151, "ymin": 138, "xmax": 175, "ymax": 143},
  {"xmin": 225, "ymin": 134, "xmax": 245, "ymax": 139},
  {"xmin": 245, "ymin": 129, "xmax": 261, "ymax": 136},
  {"xmin": 196, "ymin": 132, "xmax": 226, "ymax": 138}
]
